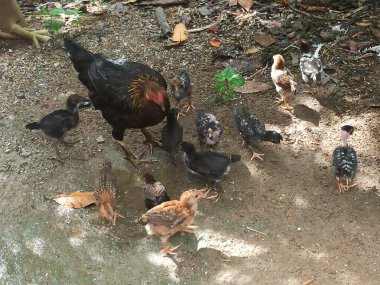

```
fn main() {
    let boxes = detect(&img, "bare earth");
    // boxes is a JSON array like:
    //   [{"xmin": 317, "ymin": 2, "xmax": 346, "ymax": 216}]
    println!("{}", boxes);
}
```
[{"xmin": 0, "ymin": 5, "xmax": 379, "ymax": 285}]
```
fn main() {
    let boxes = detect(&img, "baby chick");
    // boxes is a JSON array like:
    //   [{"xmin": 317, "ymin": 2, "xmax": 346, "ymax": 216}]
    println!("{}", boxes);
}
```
[
  {"xmin": 94, "ymin": 161, "xmax": 123, "ymax": 225},
  {"xmin": 143, "ymin": 173, "xmax": 171, "ymax": 209},
  {"xmin": 333, "ymin": 125, "xmax": 358, "ymax": 193},
  {"xmin": 141, "ymin": 188, "xmax": 207, "ymax": 255},
  {"xmin": 196, "ymin": 111, "xmax": 222, "ymax": 148},
  {"xmin": 271, "ymin": 54, "xmax": 297, "ymax": 110},
  {"xmin": 170, "ymin": 70, "xmax": 195, "ymax": 116},
  {"xmin": 161, "ymin": 108, "xmax": 183, "ymax": 164},
  {"xmin": 25, "ymin": 94, "xmax": 89, "ymax": 162},
  {"xmin": 297, "ymin": 40, "xmax": 325, "ymax": 95},
  {"xmin": 234, "ymin": 109, "xmax": 283, "ymax": 161}
]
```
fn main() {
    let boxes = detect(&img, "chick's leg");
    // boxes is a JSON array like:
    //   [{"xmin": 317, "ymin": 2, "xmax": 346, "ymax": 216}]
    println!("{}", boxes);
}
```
[
  {"xmin": 184, "ymin": 97, "xmax": 196, "ymax": 113},
  {"xmin": 249, "ymin": 145, "xmax": 264, "ymax": 161},
  {"xmin": 141, "ymin": 128, "xmax": 162, "ymax": 155},
  {"xmin": 50, "ymin": 141, "xmax": 64, "ymax": 163},
  {"xmin": 160, "ymin": 236, "xmax": 181, "ymax": 256}
]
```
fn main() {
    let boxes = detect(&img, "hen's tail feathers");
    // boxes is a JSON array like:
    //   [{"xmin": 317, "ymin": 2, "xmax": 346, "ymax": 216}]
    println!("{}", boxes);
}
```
[
  {"xmin": 63, "ymin": 38, "xmax": 94, "ymax": 72},
  {"xmin": 25, "ymin": 122, "xmax": 40, "ymax": 130},
  {"xmin": 313, "ymin": 43, "xmax": 324, "ymax": 59},
  {"xmin": 230, "ymin": 154, "xmax": 241, "ymax": 163}
]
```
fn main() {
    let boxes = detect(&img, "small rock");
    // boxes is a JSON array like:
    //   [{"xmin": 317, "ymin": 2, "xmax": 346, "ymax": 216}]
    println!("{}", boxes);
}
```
[
  {"xmin": 96, "ymin": 136, "xmax": 105, "ymax": 143},
  {"xmin": 199, "ymin": 6, "xmax": 211, "ymax": 16},
  {"xmin": 8, "ymin": 49, "xmax": 13, "ymax": 53},
  {"xmin": 291, "ymin": 20, "xmax": 303, "ymax": 31},
  {"xmin": 20, "ymin": 148, "xmax": 32, "ymax": 158},
  {"xmin": 320, "ymin": 30, "xmax": 334, "ymax": 42},
  {"xmin": 286, "ymin": 13, "xmax": 295, "ymax": 21},
  {"xmin": 15, "ymin": 93, "xmax": 25, "ymax": 99},
  {"xmin": 287, "ymin": 31, "xmax": 296, "ymax": 39}
]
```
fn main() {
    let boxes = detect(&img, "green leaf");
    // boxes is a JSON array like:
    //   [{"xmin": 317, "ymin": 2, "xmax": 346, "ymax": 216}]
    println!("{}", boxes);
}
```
[
  {"xmin": 214, "ymin": 82, "xmax": 225, "ymax": 91},
  {"xmin": 43, "ymin": 20, "xmax": 62, "ymax": 31},
  {"xmin": 71, "ymin": 19, "xmax": 81, "ymax": 25},
  {"xmin": 214, "ymin": 73, "xmax": 226, "ymax": 81},
  {"xmin": 230, "ymin": 76, "xmax": 245, "ymax": 88}
]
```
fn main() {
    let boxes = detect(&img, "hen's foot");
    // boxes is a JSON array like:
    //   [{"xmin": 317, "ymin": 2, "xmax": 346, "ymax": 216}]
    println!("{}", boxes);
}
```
[
  {"xmin": 141, "ymin": 128, "xmax": 162, "ymax": 155},
  {"xmin": 117, "ymin": 141, "xmax": 141, "ymax": 171},
  {"xmin": 161, "ymin": 244, "xmax": 181, "ymax": 256}
]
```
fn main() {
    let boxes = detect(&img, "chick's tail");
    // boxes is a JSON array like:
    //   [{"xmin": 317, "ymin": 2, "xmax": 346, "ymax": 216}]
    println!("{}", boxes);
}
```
[
  {"xmin": 230, "ymin": 154, "xmax": 241, "ymax": 163},
  {"xmin": 25, "ymin": 122, "xmax": 40, "ymax": 130}
]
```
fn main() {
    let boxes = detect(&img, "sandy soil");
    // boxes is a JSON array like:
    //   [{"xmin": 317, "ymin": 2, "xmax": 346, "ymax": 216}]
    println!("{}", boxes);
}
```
[{"xmin": 0, "ymin": 3, "xmax": 379, "ymax": 285}]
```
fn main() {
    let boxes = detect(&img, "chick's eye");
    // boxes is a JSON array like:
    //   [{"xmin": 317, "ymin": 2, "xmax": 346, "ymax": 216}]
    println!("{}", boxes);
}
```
[{"xmin": 195, "ymin": 195, "xmax": 199, "ymax": 198}]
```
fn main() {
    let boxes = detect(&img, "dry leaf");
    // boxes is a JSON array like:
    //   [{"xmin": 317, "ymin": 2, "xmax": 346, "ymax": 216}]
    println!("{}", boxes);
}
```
[
  {"xmin": 207, "ymin": 23, "xmax": 220, "ymax": 33},
  {"xmin": 238, "ymin": 0, "xmax": 253, "ymax": 11},
  {"xmin": 245, "ymin": 47, "xmax": 261, "ymax": 54},
  {"xmin": 210, "ymin": 38, "xmax": 221, "ymax": 48},
  {"xmin": 276, "ymin": 0, "xmax": 288, "ymax": 5},
  {"xmin": 53, "ymin": 191, "xmax": 96, "ymax": 208},
  {"xmin": 234, "ymin": 81, "xmax": 273, "ymax": 93},
  {"xmin": 123, "ymin": 0, "xmax": 138, "ymax": 4},
  {"xmin": 229, "ymin": 0, "xmax": 238, "ymax": 6},
  {"xmin": 172, "ymin": 23, "xmax": 188, "ymax": 42},
  {"xmin": 254, "ymin": 33, "xmax": 277, "ymax": 47}
]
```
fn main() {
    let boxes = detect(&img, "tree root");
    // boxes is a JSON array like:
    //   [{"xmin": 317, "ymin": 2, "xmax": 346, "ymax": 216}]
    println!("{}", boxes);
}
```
[{"xmin": 0, "ymin": 23, "xmax": 50, "ymax": 48}]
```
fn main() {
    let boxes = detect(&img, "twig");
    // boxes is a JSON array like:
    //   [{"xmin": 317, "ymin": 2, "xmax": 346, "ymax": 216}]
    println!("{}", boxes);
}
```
[
  {"xmin": 246, "ymin": 227, "xmax": 268, "ymax": 236},
  {"xmin": 187, "ymin": 19, "xmax": 221, "ymax": 33},
  {"xmin": 288, "ymin": 5, "xmax": 331, "ymax": 21},
  {"xmin": 155, "ymin": 7, "xmax": 171, "ymax": 37},
  {"xmin": 303, "ymin": 276, "xmax": 316, "ymax": 285}
]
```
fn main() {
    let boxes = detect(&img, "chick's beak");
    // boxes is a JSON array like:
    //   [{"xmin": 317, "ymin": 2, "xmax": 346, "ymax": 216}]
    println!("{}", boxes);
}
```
[{"xmin": 207, "ymin": 128, "xmax": 213, "ymax": 139}]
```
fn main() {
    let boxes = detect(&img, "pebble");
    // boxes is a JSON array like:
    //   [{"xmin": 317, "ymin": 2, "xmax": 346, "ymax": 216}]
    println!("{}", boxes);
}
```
[
  {"xmin": 20, "ymin": 148, "xmax": 32, "ymax": 157},
  {"xmin": 199, "ymin": 6, "xmax": 211, "ymax": 16},
  {"xmin": 287, "ymin": 31, "xmax": 296, "ymax": 39},
  {"xmin": 15, "ymin": 93, "xmax": 25, "ymax": 99},
  {"xmin": 320, "ymin": 30, "xmax": 335, "ymax": 42},
  {"xmin": 96, "ymin": 136, "xmax": 105, "ymax": 143}
]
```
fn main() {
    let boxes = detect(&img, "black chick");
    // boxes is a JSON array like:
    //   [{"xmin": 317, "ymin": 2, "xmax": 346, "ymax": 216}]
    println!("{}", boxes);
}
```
[
  {"xmin": 170, "ymin": 70, "xmax": 195, "ymax": 115},
  {"xmin": 162, "ymin": 108, "xmax": 183, "ymax": 164},
  {"xmin": 25, "ymin": 94, "xmax": 88, "ymax": 162},
  {"xmin": 332, "ymin": 125, "xmax": 358, "ymax": 193},
  {"xmin": 143, "ymin": 173, "xmax": 170, "ymax": 209},
  {"xmin": 180, "ymin": 141, "xmax": 240, "ymax": 198},
  {"xmin": 196, "ymin": 111, "xmax": 222, "ymax": 148},
  {"xmin": 234, "ymin": 109, "xmax": 283, "ymax": 161}
]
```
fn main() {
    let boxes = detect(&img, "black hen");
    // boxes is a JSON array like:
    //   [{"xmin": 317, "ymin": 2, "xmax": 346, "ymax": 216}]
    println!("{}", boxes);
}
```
[
  {"xmin": 332, "ymin": 125, "xmax": 358, "ymax": 193},
  {"xmin": 180, "ymin": 141, "xmax": 240, "ymax": 196},
  {"xmin": 63, "ymin": 38, "xmax": 170, "ymax": 169},
  {"xmin": 234, "ymin": 109, "xmax": 283, "ymax": 161},
  {"xmin": 170, "ymin": 70, "xmax": 194, "ymax": 115},
  {"xmin": 25, "ymin": 94, "xmax": 87, "ymax": 162},
  {"xmin": 196, "ymin": 111, "xmax": 222, "ymax": 148},
  {"xmin": 162, "ymin": 108, "xmax": 183, "ymax": 163},
  {"xmin": 143, "ymin": 173, "xmax": 170, "ymax": 209},
  {"xmin": 297, "ymin": 40, "xmax": 325, "ymax": 95}
]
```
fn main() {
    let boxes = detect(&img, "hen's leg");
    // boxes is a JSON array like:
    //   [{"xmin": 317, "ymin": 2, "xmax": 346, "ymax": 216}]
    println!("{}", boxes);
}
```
[
  {"xmin": 160, "ymin": 236, "xmax": 181, "ymax": 256},
  {"xmin": 117, "ymin": 140, "xmax": 141, "ymax": 171},
  {"xmin": 141, "ymin": 128, "xmax": 162, "ymax": 155}
]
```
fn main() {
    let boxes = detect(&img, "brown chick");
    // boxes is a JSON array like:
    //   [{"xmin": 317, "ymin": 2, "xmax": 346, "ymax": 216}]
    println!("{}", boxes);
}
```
[
  {"xmin": 140, "ymin": 189, "xmax": 207, "ymax": 255},
  {"xmin": 271, "ymin": 54, "xmax": 297, "ymax": 110},
  {"xmin": 94, "ymin": 161, "xmax": 123, "ymax": 225}
]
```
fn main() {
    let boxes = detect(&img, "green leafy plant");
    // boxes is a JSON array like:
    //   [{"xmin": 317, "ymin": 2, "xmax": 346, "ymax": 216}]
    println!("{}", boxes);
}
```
[
  {"xmin": 214, "ymin": 67, "xmax": 245, "ymax": 102},
  {"xmin": 38, "ymin": 8, "xmax": 83, "ymax": 32}
]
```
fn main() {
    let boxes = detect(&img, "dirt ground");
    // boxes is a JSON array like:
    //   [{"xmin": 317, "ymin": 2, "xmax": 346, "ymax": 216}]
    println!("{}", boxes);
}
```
[{"xmin": 0, "ymin": 2, "xmax": 379, "ymax": 285}]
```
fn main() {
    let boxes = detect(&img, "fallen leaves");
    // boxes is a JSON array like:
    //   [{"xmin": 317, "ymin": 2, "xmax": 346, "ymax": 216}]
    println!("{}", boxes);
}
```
[
  {"xmin": 254, "ymin": 33, "xmax": 277, "ymax": 47},
  {"xmin": 53, "ymin": 191, "xmax": 96, "ymax": 208},
  {"xmin": 238, "ymin": 0, "xmax": 253, "ymax": 11},
  {"xmin": 245, "ymin": 47, "xmax": 261, "ymax": 54},
  {"xmin": 210, "ymin": 38, "xmax": 221, "ymax": 48},
  {"xmin": 339, "ymin": 40, "xmax": 372, "ymax": 53},
  {"xmin": 171, "ymin": 23, "xmax": 188, "ymax": 42},
  {"xmin": 234, "ymin": 81, "xmax": 273, "ymax": 94}
]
